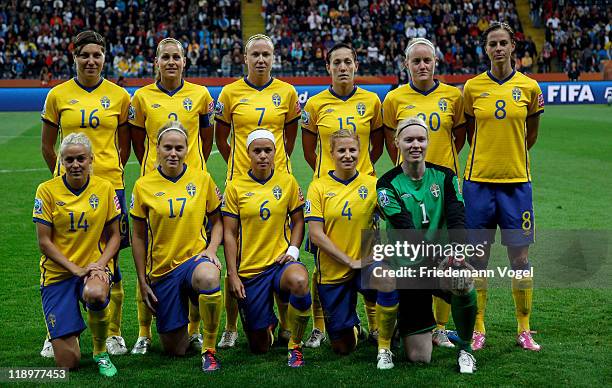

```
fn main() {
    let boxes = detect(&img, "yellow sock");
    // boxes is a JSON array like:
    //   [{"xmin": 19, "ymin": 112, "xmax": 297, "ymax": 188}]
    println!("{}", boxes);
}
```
[
  {"xmin": 287, "ymin": 304, "xmax": 310, "ymax": 348},
  {"xmin": 275, "ymin": 293, "xmax": 289, "ymax": 332},
  {"xmin": 88, "ymin": 308, "xmax": 109, "ymax": 355},
  {"xmin": 474, "ymin": 277, "xmax": 488, "ymax": 334},
  {"xmin": 364, "ymin": 298, "xmax": 378, "ymax": 333},
  {"xmin": 224, "ymin": 277, "xmax": 238, "ymax": 332},
  {"xmin": 376, "ymin": 303, "xmax": 398, "ymax": 351},
  {"xmin": 107, "ymin": 280, "xmax": 124, "ymax": 337},
  {"xmin": 311, "ymin": 272, "xmax": 325, "ymax": 332},
  {"xmin": 433, "ymin": 296, "xmax": 451, "ymax": 330},
  {"xmin": 199, "ymin": 291, "xmax": 222, "ymax": 352},
  {"xmin": 136, "ymin": 284, "xmax": 152, "ymax": 339},
  {"xmin": 512, "ymin": 277, "xmax": 533, "ymax": 334},
  {"xmin": 353, "ymin": 326, "xmax": 359, "ymax": 348},
  {"xmin": 188, "ymin": 302, "xmax": 201, "ymax": 336}
]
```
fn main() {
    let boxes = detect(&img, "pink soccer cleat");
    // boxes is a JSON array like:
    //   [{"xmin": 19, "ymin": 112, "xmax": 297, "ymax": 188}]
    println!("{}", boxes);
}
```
[
  {"xmin": 517, "ymin": 331, "xmax": 541, "ymax": 351},
  {"xmin": 472, "ymin": 331, "xmax": 486, "ymax": 351}
]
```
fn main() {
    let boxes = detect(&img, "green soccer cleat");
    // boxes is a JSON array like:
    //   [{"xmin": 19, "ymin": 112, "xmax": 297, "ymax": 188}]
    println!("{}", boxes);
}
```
[{"xmin": 93, "ymin": 352, "xmax": 117, "ymax": 377}]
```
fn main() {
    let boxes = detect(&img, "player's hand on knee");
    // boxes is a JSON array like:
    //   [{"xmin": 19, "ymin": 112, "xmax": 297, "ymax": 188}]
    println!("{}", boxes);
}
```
[
  {"xmin": 139, "ymin": 283, "xmax": 158, "ymax": 314},
  {"xmin": 85, "ymin": 268, "xmax": 110, "ymax": 284},
  {"xmin": 197, "ymin": 250, "xmax": 222, "ymax": 270},
  {"xmin": 228, "ymin": 274, "xmax": 246, "ymax": 300},
  {"xmin": 274, "ymin": 253, "xmax": 294, "ymax": 265}
]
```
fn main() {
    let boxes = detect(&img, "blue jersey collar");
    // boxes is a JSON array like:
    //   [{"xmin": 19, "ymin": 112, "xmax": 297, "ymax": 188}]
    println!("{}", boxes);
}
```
[
  {"xmin": 158, "ymin": 164, "xmax": 187, "ymax": 183},
  {"xmin": 486, "ymin": 69, "xmax": 516, "ymax": 85},
  {"xmin": 248, "ymin": 169, "xmax": 274, "ymax": 185},
  {"xmin": 328, "ymin": 170, "xmax": 359, "ymax": 185},
  {"xmin": 74, "ymin": 77, "xmax": 103, "ymax": 93},
  {"xmin": 156, "ymin": 79, "xmax": 185, "ymax": 96},
  {"xmin": 62, "ymin": 175, "xmax": 90, "ymax": 196},
  {"xmin": 328, "ymin": 85, "xmax": 357, "ymax": 101},
  {"xmin": 409, "ymin": 79, "xmax": 439, "ymax": 96},
  {"xmin": 244, "ymin": 76, "xmax": 274, "ymax": 91}
]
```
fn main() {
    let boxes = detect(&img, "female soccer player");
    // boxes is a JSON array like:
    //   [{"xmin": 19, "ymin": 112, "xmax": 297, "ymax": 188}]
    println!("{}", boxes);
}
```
[
  {"xmin": 222, "ymin": 130, "xmax": 311, "ymax": 368},
  {"xmin": 375, "ymin": 117, "xmax": 478, "ymax": 373},
  {"xmin": 40, "ymin": 30, "xmax": 131, "ymax": 357},
  {"xmin": 381, "ymin": 37, "xmax": 467, "ymax": 349},
  {"xmin": 215, "ymin": 34, "xmax": 301, "ymax": 348},
  {"xmin": 305, "ymin": 129, "xmax": 378, "ymax": 355},
  {"xmin": 130, "ymin": 122, "xmax": 223, "ymax": 372},
  {"xmin": 462, "ymin": 22, "xmax": 543, "ymax": 351},
  {"xmin": 129, "ymin": 37, "xmax": 215, "ymax": 355},
  {"xmin": 301, "ymin": 44, "xmax": 383, "ymax": 347},
  {"xmin": 34, "ymin": 133, "xmax": 121, "ymax": 377}
]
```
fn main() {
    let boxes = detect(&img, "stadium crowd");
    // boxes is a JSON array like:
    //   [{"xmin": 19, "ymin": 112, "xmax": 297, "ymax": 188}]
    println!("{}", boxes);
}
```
[{"xmin": 0, "ymin": 0, "xmax": 242, "ymax": 79}]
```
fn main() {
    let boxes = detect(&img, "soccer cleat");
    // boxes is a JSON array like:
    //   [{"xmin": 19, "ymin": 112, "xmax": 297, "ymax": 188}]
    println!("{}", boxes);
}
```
[
  {"xmin": 457, "ymin": 349, "xmax": 477, "ymax": 374},
  {"xmin": 368, "ymin": 329, "xmax": 379, "ymax": 345},
  {"xmin": 277, "ymin": 329, "xmax": 291, "ymax": 347},
  {"xmin": 432, "ymin": 329, "xmax": 455, "ymax": 348},
  {"xmin": 446, "ymin": 330, "xmax": 460, "ymax": 344},
  {"xmin": 189, "ymin": 334, "xmax": 203, "ymax": 352},
  {"xmin": 376, "ymin": 348, "xmax": 394, "ymax": 370},
  {"xmin": 287, "ymin": 346, "xmax": 305, "ymax": 368},
  {"xmin": 201, "ymin": 349, "xmax": 221, "ymax": 372},
  {"xmin": 93, "ymin": 352, "xmax": 117, "ymax": 377},
  {"xmin": 40, "ymin": 338, "xmax": 54, "ymax": 358},
  {"xmin": 304, "ymin": 328, "xmax": 326, "ymax": 348},
  {"xmin": 131, "ymin": 336, "xmax": 151, "ymax": 355},
  {"xmin": 106, "ymin": 336, "xmax": 128, "ymax": 356},
  {"xmin": 517, "ymin": 331, "xmax": 541, "ymax": 351},
  {"xmin": 217, "ymin": 331, "xmax": 238, "ymax": 349},
  {"xmin": 472, "ymin": 331, "xmax": 486, "ymax": 351}
]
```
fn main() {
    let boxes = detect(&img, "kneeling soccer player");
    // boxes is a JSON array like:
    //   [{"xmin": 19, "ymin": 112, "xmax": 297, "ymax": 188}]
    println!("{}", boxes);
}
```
[
  {"xmin": 375, "ymin": 117, "xmax": 477, "ymax": 373},
  {"xmin": 34, "ymin": 133, "xmax": 120, "ymax": 377},
  {"xmin": 222, "ymin": 129, "xmax": 311, "ymax": 368},
  {"xmin": 305, "ymin": 129, "xmax": 378, "ymax": 355},
  {"xmin": 131, "ymin": 122, "xmax": 223, "ymax": 372}
]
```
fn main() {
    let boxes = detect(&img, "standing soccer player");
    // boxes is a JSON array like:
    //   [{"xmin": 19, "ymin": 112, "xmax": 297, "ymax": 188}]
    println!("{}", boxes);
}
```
[
  {"xmin": 222, "ymin": 130, "xmax": 311, "ymax": 367},
  {"xmin": 305, "ymin": 129, "xmax": 378, "ymax": 355},
  {"xmin": 376, "ymin": 117, "xmax": 478, "ymax": 373},
  {"xmin": 381, "ymin": 37, "xmax": 467, "ymax": 349},
  {"xmin": 462, "ymin": 22, "xmax": 543, "ymax": 351},
  {"xmin": 215, "ymin": 34, "xmax": 301, "ymax": 348},
  {"xmin": 131, "ymin": 122, "xmax": 223, "ymax": 372},
  {"xmin": 34, "ymin": 133, "xmax": 121, "ymax": 377},
  {"xmin": 40, "ymin": 31, "xmax": 131, "ymax": 357},
  {"xmin": 129, "ymin": 37, "xmax": 215, "ymax": 355},
  {"xmin": 301, "ymin": 43, "xmax": 383, "ymax": 348}
]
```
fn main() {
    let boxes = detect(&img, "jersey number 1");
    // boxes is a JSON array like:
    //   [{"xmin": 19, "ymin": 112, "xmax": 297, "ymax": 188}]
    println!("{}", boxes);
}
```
[{"xmin": 80, "ymin": 109, "xmax": 100, "ymax": 129}]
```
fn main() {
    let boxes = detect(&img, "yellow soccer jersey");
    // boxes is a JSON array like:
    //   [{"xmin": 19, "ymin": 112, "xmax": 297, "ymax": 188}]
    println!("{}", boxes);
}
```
[
  {"xmin": 463, "ymin": 70, "xmax": 544, "ymax": 183},
  {"xmin": 302, "ymin": 86, "xmax": 383, "ymax": 178},
  {"xmin": 382, "ymin": 80, "xmax": 465, "ymax": 174},
  {"xmin": 129, "ymin": 80, "xmax": 215, "ymax": 176},
  {"xmin": 130, "ymin": 165, "xmax": 221, "ymax": 282},
  {"xmin": 221, "ymin": 170, "xmax": 304, "ymax": 278},
  {"xmin": 304, "ymin": 172, "xmax": 377, "ymax": 284},
  {"xmin": 215, "ymin": 77, "xmax": 301, "ymax": 181},
  {"xmin": 33, "ymin": 175, "xmax": 121, "ymax": 286},
  {"xmin": 42, "ymin": 78, "xmax": 130, "ymax": 189}
]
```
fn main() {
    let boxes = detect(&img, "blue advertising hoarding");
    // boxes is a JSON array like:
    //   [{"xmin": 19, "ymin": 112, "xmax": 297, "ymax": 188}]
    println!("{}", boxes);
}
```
[{"xmin": 0, "ymin": 81, "xmax": 610, "ymax": 112}]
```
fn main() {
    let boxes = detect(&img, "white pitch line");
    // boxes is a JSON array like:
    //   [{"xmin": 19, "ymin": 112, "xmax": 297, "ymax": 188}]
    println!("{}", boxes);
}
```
[{"xmin": 0, "ymin": 150, "xmax": 219, "ymax": 173}]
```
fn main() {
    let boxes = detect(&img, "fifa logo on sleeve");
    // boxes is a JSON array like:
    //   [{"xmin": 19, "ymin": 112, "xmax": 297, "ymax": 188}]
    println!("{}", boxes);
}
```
[
  {"xmin": 34, "ymin": 198, "xmax": 43, "ymax": 215},
  {"xmin": 377, "ymin": 190, "xmax": 390, "ymax": 207},
  {"xmin": 128, "ymin": 105, "xmax": 136, "ymax": 121},
  {"xmin": 304, "ymin": 200, "xmax": 311, "ymax": 214},
  {"xmin": 301, "ymin": 111, "xmax": 310, "ymax": 126}
]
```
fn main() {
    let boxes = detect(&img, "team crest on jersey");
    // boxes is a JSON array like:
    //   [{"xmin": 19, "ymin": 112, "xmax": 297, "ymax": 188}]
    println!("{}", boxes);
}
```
[
  {"xmin": 304, "ymin": 199, "xmax": 311, "ymax": 214},
  {"xmin": 47, "ymin": 314, "xmax": 56, "ymax": 328},
  {"xmin": 128, "ymin": 105, "xmax": 136, "ymax": 121},
  {"xmin": 272, "ymin": 185, "xmax": 282, "ymax": 200},
  {"xmin": 512, "ymin": 87, "xmax": 522, "ymax": 102},
  {"xmin": 186, "ymin": 183, "xmax": 196, "ymax": 197},
  {"xmin": 438, "ymin": 98, "xmax": 448, "ymax": 112},
  {"xmin": 358, "ymin": 185, "xmax": 368, "ymax": 200},
  {"xmin": 272, "ymin": 93, "xmax": 281, "ymax": 107},
  {"xmin": 34, "ymin": 198, "xmax": 43, "ymax": 215},
  {"xmin": 183, "ymin": 98, "xmax": 193, "ymax": 112},
  {"xmin": 215, "ymin": 101, "xmax": 224, "ymax": 115},
  {"xmin": 100, "ymin": 96, "xmax": 111, "ymax": 109},
  {"xmin": 301, "ymin": 111, "xmax": 310, "ymax": 126},
  {"xmin": 89, "ymin": 194, "xmax": 99, "ymax": 209},
  {"xmin": 68, "ymin": 99, "xmax": 79, "ymax": 105},
  {"xmin": 377, "ymin": 190, "xmax": 390, "ymax": 207},
  {"xmin": 429, "ymin": 183, "xmax": 440, "ymax": 198},
  {"xmin": 356, "ymin": 102, "xmax": 366, "ymax": 116}
]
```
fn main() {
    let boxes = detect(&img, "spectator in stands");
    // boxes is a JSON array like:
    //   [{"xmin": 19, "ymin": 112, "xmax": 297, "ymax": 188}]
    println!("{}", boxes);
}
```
[{"xmin": 568, "ymin": 61, "xmax": 580, "ymax": 81}]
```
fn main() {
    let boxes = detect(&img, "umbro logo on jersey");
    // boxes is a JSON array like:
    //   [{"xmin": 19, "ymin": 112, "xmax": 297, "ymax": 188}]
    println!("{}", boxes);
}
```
[
  {"xmin": 480, "ymin": 92, "xmax": 490, "ymax": 98},
  {"xmin": 154, "ymin": 192, "xmax": 165, "ymax": 197},
  {"xmin": 240, "ymin": 98, "xmax": 249, "ymax": 103},
  {"xmin": 325, "ymin": 108, "xmax": 334, "ymax": 113},
  {"xmin": 245, "ymin": 192, "xmax": 254, "ymax": 197},
  {"xmin": 325, "ymin": 192, "xmax": 336, "ymax": 197},
  {"xmin": 405, "ymin": 105, "xmax": 415, "ymax": 110},
  {"xmin": 68, "ymin": 99, "xmax": 79, "ymax": 105},
  {"xmin": 401, "ymin": 193, "xmax": 412, "ymax": 199},
  {"xmin": 151, "ymin": 104, "xmax": 161, "ymax": 109}
]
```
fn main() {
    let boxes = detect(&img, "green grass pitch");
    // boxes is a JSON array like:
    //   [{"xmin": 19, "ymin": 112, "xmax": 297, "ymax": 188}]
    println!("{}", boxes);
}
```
[{"xmin": 0, "ymin": 106, "xmax": 610, "ymax": 386}]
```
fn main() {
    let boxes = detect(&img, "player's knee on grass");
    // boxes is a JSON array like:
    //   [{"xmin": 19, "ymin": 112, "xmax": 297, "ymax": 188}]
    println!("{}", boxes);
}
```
[
  {"xmin": 330, "ymin": 327, "xmax": 357, "ymax": 355},
  {"xmin": 246, "ymin": 328, "xmax": 273, "ymax": 354},
  {"xmin": 508, "ymin": 246, "xmax": 530, "ymax": 270},
  {"xmin": 160, "ymin": 327, "xmax": 190, "ymax": 356},
  {"xmin": 403, "ymin": 332, "xmax": 432, "ymax": 364},
  {"xmin": 191, "ymin": 262, "xmax": 220, "ymax": 291},
  {"xmin": 52, "ymin": 336, "xmax": 80, "ymax": 369}
]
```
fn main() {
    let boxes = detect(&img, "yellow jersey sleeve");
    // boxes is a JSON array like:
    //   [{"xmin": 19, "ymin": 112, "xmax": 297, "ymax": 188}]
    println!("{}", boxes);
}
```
[
  {"xmin": 286, "ymin": 85, "xmax": 301, "ymax": 124},
  {"xmin": 129, "ymin": 179, "xmax": 146, "ymax": 220},
  {"xmin": 452, "ymin": 91, "xmax": 466, "ymax": 128},
  {"xmin": 304, "ymin": 180, "xmax": 323, "ymax": 221},
  {"xmin": 288, "ymin": 176, "xmax": 305, "ymax": 214},
  {"xmin": 382, "ymin": 90, "xmax": 399, "ymax": 130},
  {"xmin": 41, "ymin": 87, "xmax": 60, "ymax": 127},
  {"xmin": 215, "ymin": 86, "xmax": 232, "ymax": 125},
  {"xmin": 301, "ymin": 97, "xmax": 318, "ymax": 134},
  {"xmin": 463, "ymin": 81, "xmax": 475, "ymax": 117},
  {"xmin": 372, "ymin": 94, "xmax": 383, "ymax": 130},
  {"xmin": 528, "ymin": 80, "xmax": 544, "ymax": 116},
  {"xmin": 118, "ymin": 87, "xmax": 131, "ymax": 126},
  {"xmin": 200, "ymin": 87, "xmax": 215, "ymax": 128},
  {"xmin": 128, "ymin": 89, "xmax": 146, "ymax": 128},
  {"xmin": 204, "ymin": 173, "xmax": 222, "ymax": 215},
  {"xmin": 33, "ymin": 183, "xmax": 54, "ymax": 225},
  {"xmin": 220, "ymin": 181, "xmax": 239, "ymax": 218}
]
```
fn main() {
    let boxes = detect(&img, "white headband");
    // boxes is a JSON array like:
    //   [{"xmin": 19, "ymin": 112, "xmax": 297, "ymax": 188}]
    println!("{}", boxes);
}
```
[
  {"xmin": 157, "ymin": 127, "xmax": 187, "ymax": 143},
  {"xmin": 246, "ymin": 129, "xmax": 275, "ymax": 149}
]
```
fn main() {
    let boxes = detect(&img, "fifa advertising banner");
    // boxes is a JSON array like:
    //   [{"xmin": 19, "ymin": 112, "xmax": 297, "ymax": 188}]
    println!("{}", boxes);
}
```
[{"xmin": 0, "ymin": 81, "xmax": 611, "ymax": 112}]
